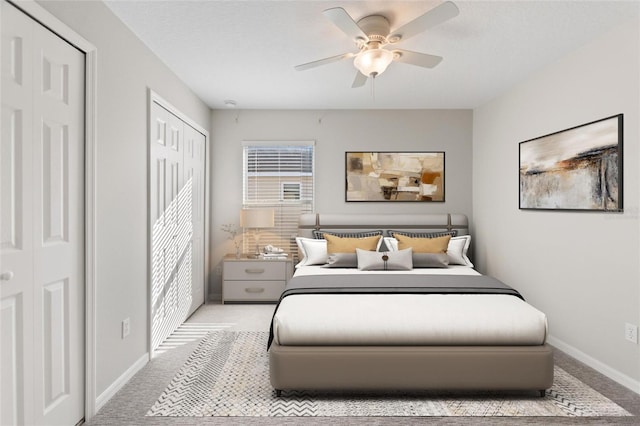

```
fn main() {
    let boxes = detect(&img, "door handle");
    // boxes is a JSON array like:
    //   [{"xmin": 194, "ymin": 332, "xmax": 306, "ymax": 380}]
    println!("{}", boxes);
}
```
[{"xmin": 0, "ymin": 271, "xmax": 14, "ymax": 281}]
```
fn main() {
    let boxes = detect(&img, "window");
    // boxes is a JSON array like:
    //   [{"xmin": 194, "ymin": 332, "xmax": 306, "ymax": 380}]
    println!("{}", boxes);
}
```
[
  {"xmin": 242, "ymin": 141, "xmax": 314, "ymax": 256},
  {"xmin": 281, "ymin": 182, "xmax": 302, "ymax": 200}
]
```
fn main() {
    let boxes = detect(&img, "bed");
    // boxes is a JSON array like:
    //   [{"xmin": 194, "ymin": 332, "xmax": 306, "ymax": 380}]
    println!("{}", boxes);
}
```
[{"xmin": 268, "ymin": 213, "xmax": 553, "ymax": 396}]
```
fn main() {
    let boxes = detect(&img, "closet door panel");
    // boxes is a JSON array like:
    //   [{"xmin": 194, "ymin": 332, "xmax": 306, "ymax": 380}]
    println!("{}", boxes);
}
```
[
  {"xmin": 184, "ymin": 125, "xmax": 205, "ymax": 315},
  {"xmin": 150, "ymin": 103, "xmax": 190, "ymax": 352},
  {"xmin": 31, "ymin": 18, "xmax": 85, "ymax": 426},
  {"xmin": 150, "ymin": 102, "xmax": 170, "ymax": 350},
  {"xmin": 1, "ymin": 3, "xmax": 84, "ymax": 425},
  {"xmin": 1, "ymin": 4, "xmax": 35, "ymax": 424},
  {"xmin": 150, "ymin": 100, "xmax": 205, "ymax": 354}
]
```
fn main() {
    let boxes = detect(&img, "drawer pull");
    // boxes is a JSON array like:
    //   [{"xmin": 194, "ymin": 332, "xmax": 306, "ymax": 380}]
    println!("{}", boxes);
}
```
[
  {"xmin": 244, "ymin": 287, "xmax": 265, "ymax": 293},
  {"xmin": 244, "ymin": 268, "xmax": 265, "ymax": 274}
]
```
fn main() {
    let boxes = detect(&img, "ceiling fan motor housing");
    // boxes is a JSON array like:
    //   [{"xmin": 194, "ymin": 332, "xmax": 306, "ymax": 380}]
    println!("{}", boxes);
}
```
[{"xmin": 356, "ymin": 15, "xmax": 391, "ymax": 43}]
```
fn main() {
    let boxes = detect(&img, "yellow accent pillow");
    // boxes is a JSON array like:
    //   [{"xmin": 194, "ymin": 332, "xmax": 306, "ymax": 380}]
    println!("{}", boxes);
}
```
[
  {"xmin": 325, "ymin": 234, "xmax": 381, "ymax": 254},
  {"xmin": 395, "ymin": 234, "xmax": 450, "ymax": 253}
]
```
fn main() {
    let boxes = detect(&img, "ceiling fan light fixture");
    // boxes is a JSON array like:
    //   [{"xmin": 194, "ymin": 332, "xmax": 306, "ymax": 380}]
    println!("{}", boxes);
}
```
[{"xmin": 354, "ymin": 48, "xmax": 394, "ymax": 77}]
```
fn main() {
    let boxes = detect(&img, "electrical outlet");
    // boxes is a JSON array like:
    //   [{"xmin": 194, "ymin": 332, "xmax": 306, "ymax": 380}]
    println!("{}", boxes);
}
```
[
  {"xmin": 122, "ymin": 318, "xmax": 131, "ymax": 339},
  {"xmin": 625, "ymin": 323, "xmax": 638, "ymax": 344},
  {"xmin": 216, "ymin": 266, "xmax": 222, "ymax": 276}
]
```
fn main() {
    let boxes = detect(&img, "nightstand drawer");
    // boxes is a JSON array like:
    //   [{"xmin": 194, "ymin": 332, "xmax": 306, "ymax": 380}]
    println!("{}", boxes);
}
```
[
  {"xmin": 222, "ymin": 280, "xmax": 285, "ymax": 301},
  {"xmin": 224, "ymin": 261, "xmax": 286, "ymax": 280}
]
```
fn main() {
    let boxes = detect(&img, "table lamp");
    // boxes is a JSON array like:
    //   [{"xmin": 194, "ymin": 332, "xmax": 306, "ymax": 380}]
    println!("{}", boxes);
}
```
[{"xmin": 240, "ymin": 208, "xmax": 275, "ymax": 258}]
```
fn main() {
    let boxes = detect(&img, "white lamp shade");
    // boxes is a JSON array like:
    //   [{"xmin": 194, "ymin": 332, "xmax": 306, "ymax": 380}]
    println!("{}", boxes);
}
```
[
  {"xmin": 240, "ymin": 208, "xmax": 274, "ymax": 228},
  {"xmin": 354, "ymin": 48, "xmax": 394, "ymax": 77}
]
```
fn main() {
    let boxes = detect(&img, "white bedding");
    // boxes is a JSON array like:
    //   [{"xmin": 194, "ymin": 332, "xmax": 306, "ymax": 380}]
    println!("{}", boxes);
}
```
[{"xmin": 272, "ymin": 266, "xmax": 548, "ymax": 346}]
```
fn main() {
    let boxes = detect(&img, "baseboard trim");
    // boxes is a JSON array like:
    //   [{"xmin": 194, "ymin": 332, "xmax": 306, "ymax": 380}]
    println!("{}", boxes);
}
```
[
  {"xmin": 95, "ymin": 353, "xmax": 149, "ymax": 412},
  {"xmin": 548, "ymin": 335, "xmax": 640, "ymax": 395}
]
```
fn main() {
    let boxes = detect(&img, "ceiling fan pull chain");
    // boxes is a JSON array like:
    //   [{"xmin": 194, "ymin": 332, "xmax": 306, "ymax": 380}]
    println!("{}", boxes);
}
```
[{"xmin": 371, "ymin": 75, "xmax": 375, "ymax": 101}]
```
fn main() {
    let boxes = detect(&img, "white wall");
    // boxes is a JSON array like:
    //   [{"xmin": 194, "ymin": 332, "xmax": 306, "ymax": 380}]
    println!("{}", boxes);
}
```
[
  {"xmin": 473, "ymin": 17, "xmax": 640, "ymax": 390},
  {"xmin": 210, "ymin": 109, "xmax": 473, "ymax": 298},
  {"xmin": 36, "ymin": 0, "xmax": 211, "ymax": 400}
]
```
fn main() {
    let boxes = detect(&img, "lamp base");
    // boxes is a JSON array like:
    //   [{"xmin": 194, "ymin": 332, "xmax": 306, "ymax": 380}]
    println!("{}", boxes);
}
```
[{"xmin": 254, "ymin": 234, "xmax": 262, "ymax": 258}]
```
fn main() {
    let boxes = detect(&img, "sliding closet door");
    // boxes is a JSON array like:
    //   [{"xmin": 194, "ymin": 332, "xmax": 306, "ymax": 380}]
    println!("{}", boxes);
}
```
[
  {"xmin": 184, "ymin": 125, "xmax": 205, "ymax": 315},
  {"xmin": 150, "ymin": 100, "xmax": 205, "ymax": 353},
  {"xmin": 1, "ymin": 2, "xmax": 85, "ymax": 425},
  {"xmin": 0, "ymin": 4, "xmax": 35, "ymax": 423}
]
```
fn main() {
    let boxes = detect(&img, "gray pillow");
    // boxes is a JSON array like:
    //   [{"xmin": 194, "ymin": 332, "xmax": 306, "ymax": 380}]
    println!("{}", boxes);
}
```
[
  {"xmin": 356, "ymin": 248, "xmax": 413, "ymax": 271},
  {"xmin": 313, "ymin": 230, "xmax": 383, "ymax": 239},
  {"xmin": 322, "ymin": 253, "xmax": 358, "ymax": 268},
  {"xmin": 412, "ymin": 252, "xmax": 450, "ymax": 268},
  {"xmin": 387, "ymin": 230, "xmax": 458, "ymax": 238}
]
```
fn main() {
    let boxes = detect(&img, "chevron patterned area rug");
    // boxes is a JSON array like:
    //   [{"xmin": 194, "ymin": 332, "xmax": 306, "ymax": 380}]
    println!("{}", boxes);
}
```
[{"xmin": 147, "ymin": 331, "xmax": 632, "ymax": 417}]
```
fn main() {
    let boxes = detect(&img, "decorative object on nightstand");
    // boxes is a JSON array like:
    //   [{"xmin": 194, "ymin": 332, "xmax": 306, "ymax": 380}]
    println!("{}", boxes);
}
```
[
  {"xmin": 240, "ymin": 208, "xmax": 275, "ymax": 258},
  {"xmin": 221, "ymin": 223, "xmax": 242, "ymax": 258},
  {"xmin": 222, "ymin": 254, "xmax": 292, "ymax": 303},
  {"xmin": 260, "ymin": 244, "xmax": 288, "ymax": 260}
]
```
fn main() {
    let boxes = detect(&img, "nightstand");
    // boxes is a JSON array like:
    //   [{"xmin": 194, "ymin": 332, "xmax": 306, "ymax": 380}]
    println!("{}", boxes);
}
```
[{"xmin": 222, "ymin": 254, "xmax": 293, "ymax": 303}]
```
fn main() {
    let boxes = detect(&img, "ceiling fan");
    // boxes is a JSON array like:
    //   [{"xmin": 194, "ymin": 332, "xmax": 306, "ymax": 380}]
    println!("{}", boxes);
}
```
[{"xmin": 295, "ymin": 1, "xmax": 459, "ymax": 88}]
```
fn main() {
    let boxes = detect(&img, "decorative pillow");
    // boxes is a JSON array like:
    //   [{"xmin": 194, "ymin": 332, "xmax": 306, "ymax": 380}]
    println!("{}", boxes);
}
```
[
  {"xmin": 382, "ymin": 237, "xmax": 399, "ymax": 251},
  {"xmin": 315, "ymin": 230, "xmax": 385, "ymax": 251},
  {"xmin": 384, "ymin": 236, "xmax": 473, "ymax": 267},
  {"xmin": 322, "ymin": 252, "xmax": 358, "ymax": 268},
  {"xmin": 313, "ymin": 230, "xmax": 383, "ymax": 240},
  {"xmin": 412, "ymin": 253, "xmax": 450, "ymax": 268},
  {"xmin": 447, "ymin": 235, "xmax": 474, "ymax": 267},
  {"xmin": 387, "ymin": 230, "xmax": 458, "ymax": 238},
  {"xmin": 395, "ymin": 234, "xmax": 451, "ymax": 253},
  {"xmin": 325, "ymin": 234, "xmax": 382, "ymax": 254},
  {"xmin": 295, "ymin": 237, "xmax": 328, "ymax": 267},
  {"xmin": 356, "ymin": 248, "xmax": 413, "ymax": 271}
]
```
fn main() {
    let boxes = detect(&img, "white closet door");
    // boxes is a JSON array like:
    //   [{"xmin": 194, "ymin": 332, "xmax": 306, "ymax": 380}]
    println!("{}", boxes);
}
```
[
  {"xmin": 150, "ymin": 101, "xmax": 205, "ymax": 352},
  {"xmin": 32, "ymin": 15, "xmax": 85, "ymax": 426},
  {"xmin": 184, "ymin": 125, "xmax": 205, "ymax": 315},
  {"xmin": 1, "ymin": 4, "xmax": 36, "ymax": 424},
  {"xmin": 150, "ymin": 102, "xmax": 173, "ymax": 350},
  {"xmin": 1, "ymin": 2, "xmax": 85, "ymax": 425}
]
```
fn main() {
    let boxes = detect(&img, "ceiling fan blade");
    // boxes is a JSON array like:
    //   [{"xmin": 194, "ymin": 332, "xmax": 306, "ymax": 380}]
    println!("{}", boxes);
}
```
[
  {"xmin": 294, "ymin": 52, "xmax": 354, "ymax": 71},
  {"xmin": 393, "ymin": 49, "xmax": 443, "ymax": 68},
  {"xmin": 352, "ymin": 71, "xmax": 368, "ymax": 88},
  {"xmin": 389, "ymin": 1, "xmax": 459, "ymax": 42},
  {"xmin": 323, "ymin": 7, "xmax": 368, "ymax": 41}
]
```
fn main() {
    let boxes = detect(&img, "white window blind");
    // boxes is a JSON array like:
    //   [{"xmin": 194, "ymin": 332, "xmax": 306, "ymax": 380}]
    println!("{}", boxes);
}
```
[{"xmin": 242, "ymin": 141, "xmax": 314, "ymax": 257}]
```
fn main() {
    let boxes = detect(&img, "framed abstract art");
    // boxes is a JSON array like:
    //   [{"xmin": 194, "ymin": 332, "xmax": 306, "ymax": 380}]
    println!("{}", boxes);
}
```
[
  {"xmin": 345, "ymin": 151, "xmax": 445, "ymax": 202},
  {"xmin": 519, "ymin": 114, "xmax": 623, "ymax": 211}
]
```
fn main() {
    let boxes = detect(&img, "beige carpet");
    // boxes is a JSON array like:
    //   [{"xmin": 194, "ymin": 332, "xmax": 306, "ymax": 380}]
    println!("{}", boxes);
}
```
[
  {"xmin": 86, "ymin": 304, "xmax": 640, "ymax": 425},
  {"xmin": 147, "ymin": 331, "xmax": 631, "ymax": 418}
]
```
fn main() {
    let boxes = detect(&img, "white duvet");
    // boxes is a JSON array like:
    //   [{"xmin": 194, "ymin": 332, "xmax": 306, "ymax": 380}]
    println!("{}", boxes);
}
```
[{"xmin": 272, "ymin": 266, "xmax": 548, "ymax": 346}]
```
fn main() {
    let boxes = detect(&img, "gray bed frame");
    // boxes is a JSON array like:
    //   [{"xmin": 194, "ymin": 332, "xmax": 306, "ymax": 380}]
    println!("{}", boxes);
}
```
[{"xmin": 269, "ymin": 213, "xmax": 554, "ymax": 396}]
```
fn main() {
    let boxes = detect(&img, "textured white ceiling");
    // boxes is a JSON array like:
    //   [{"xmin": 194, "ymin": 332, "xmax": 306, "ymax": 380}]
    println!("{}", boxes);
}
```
[{"xmin": 104, "ymin": 1, "xmax": 637, "ymax": 110}]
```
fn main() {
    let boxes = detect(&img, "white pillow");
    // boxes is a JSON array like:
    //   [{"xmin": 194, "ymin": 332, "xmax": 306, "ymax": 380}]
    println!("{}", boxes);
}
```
[
  {"xmin": 356, "ymin": 248, "xmax": 413, "ymax": 271},
  {"xmin": 382, "ymin": 237, "xmax": 398, "ymax": 251},
  {"xmin": 447, "ymin": 235, "xmax": 473, "ymax": 267},
  {"xmin": 296, "ymin": 236, "xmax": 388, "ymax": 268},
  {"xmin": 382, "ymin": 235, "xmax": 473, "ymax": 267},
  {"xmin": 295, "ymin": 237, "xmax": 327, "ymax": 267}
]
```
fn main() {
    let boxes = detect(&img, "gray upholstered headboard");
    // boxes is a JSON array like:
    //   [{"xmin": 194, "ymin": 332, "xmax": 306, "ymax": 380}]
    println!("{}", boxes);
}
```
[{"xmin": 297, "ymin": 213, "xmax": 469, "ymax": 239}]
